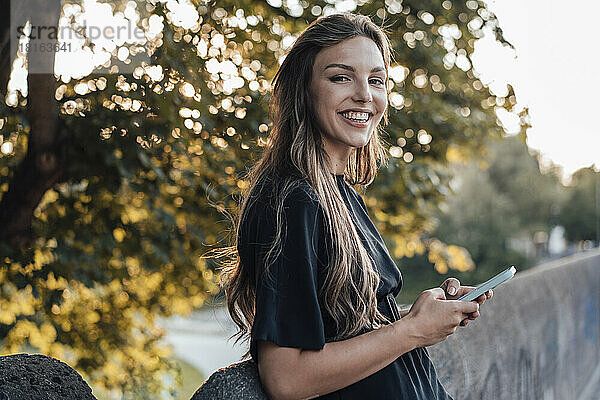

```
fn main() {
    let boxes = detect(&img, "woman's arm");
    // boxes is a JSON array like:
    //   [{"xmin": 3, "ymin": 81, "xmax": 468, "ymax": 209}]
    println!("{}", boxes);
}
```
[
  {"xmin": 258, "ymin": 288, "xmax": 480, "ymax": 400},
  {"xmin": 258, "ymin": 318, "xmax": 413, "ymax": 400}
]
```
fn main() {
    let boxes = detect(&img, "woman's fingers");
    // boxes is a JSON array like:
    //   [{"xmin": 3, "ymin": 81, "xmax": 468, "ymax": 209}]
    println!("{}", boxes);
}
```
[
  {"xmin": 435, "ymin": 282, "xmax": 494, "ymax": 331},
  {"xmin": 455, "ymin": 286, "xmax": 473, "ymax": 298},
  {"xmin": 454, "ymin": 287, "xmax": 494, "ymax": 302},
  {"xmin": 475, "ymin": 293, "xmax": 486, "ymax": 305},
  {"xmin": 459, "ymin": 300, "xmax": 479, "ymax": 315},
  {"xmin": 440, "ymin": 278, "xmax": 461, "ymax": 297},
  {"xmin": 454, "ymin": 301, "xmax": 480, "ymax": 328},
  {"xmin": 459, "ymin": 311, "xmax": 479, "ymax": 327},
  {"xmin": 474, "ymin": 289, "xmax": 494, "ymax": 305},
  {"xmin": 457, "ymin": 289, "xmax": 494, "ymax": 328}
]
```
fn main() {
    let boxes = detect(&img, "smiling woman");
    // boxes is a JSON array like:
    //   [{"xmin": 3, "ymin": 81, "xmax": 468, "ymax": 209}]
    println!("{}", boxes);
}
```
[{"xmin": 219, "ymin": 12, "xmax": 491, "ymax": 400}]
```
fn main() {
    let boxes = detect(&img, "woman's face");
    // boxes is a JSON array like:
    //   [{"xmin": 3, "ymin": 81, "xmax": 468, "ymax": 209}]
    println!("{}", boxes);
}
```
[{"xmin": 310, "ymin": 36, "xmax": 388, "ymax": 172}]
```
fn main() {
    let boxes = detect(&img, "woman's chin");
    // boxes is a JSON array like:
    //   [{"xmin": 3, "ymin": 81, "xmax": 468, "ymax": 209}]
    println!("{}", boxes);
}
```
[
  {"xmin": 355, "ymin": 140, "xmax": 370, "ymax": 149},
  {"xmin": 352, "ymin": 133, "xmax": 373, "ymax": 148}
]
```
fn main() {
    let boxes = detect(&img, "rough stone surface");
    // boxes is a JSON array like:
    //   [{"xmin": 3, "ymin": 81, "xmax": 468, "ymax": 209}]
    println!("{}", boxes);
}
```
[
  {"xmin": 429, "ymin": 249, "xmax": 600, "ymax": 400},
  {"xmin": 190, "ymin": 359, "xmax": 267, "ymax": 400},
  {"xmin": 0, "ymin": 354, "xmax": 96, "ymax": 400}
]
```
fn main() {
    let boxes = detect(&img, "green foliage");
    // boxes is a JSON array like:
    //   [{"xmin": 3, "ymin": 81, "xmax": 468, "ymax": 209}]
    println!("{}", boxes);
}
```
[
  {"xmin": 432, "ymin": 136, "xmax": 565, "ymax": 279},
  {"xmin": 175, "ymin": 358, "xmax": 205, "ymax": 400},
  {"xmin": 485, "ymin": 134, "xmax": 566, "ymax": 232},
  {"xmin": 559, "ymin": 167, "xmax": 600, "ymax": 243},
  {"xmin": 0, "ymin": 0, "xmax": 525, "ymax": 395}
]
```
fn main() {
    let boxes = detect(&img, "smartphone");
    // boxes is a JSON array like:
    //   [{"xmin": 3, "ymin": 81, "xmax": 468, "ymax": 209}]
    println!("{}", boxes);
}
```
[{"xmin": 458, "ymin": 266, "xmax": 516, "ymax": 301}]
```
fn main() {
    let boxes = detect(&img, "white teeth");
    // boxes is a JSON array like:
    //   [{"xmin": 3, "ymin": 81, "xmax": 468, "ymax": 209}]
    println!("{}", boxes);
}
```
[{"xmin": 340, "ymin": 111, "xmax": 370, "ymax": 122}]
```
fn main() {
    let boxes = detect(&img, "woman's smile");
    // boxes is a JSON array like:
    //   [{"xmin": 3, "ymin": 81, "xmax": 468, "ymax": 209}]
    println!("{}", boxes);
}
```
[{"xmin": 338, "ymin": 110, "xmax": 373, "ymax": 128}]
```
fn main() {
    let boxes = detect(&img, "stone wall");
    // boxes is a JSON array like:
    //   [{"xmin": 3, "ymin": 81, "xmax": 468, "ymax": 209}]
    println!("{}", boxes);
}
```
[{"xmin": 429, "ymin": 249, "xmax": 600, "ymax": 400}]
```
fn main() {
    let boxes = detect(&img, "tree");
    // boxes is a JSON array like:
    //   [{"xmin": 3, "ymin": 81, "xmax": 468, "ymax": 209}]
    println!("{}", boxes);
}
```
[
  {"xmin": 485, "ymin": 133, "xmax": 566, "ymax": 232},
  {"xmin": 0, "ymin": 0, "xmax": 524, "ymax": 396},
  {"xmin": 432, "ymin": 135, "xmax": 565, "ymax": 282},
  {"xmin": 559, "ymin": 167, "xmax": 599, "ymax": 243}
]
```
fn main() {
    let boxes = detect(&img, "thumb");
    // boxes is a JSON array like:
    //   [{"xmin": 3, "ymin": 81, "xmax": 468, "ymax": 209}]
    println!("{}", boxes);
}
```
[{"xmin": 444, "ymin": 278, "xmax": 460, "ymax": 296}]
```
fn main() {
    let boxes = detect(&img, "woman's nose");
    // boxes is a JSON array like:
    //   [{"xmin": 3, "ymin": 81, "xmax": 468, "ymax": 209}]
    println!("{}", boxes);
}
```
[{"xmin": 352, "ymin": 80, "xmax": 373, "ymax": 103}]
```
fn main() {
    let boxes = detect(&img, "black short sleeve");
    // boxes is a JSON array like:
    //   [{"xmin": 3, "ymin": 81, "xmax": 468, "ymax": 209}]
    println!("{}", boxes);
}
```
[{"xmin": 240, "ymin": 181, "xmax": 327, "ymax": 363}]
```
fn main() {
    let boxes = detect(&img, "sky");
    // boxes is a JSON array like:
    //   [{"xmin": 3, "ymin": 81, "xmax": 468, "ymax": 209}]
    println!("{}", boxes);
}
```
[{"xmin": 472, "ymin": 0, "xmax": 600, "ymax": 180}]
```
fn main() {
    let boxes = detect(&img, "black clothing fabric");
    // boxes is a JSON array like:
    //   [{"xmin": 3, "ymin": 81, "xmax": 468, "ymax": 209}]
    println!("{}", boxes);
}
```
[{"xmin": 237, "ymin": 173, "xmax": 453, "ymax": 400}]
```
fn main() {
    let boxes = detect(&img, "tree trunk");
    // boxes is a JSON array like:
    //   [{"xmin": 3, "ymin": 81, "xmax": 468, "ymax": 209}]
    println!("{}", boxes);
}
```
[
  {"xmin": 0, "ymin": 0, "xmax": 16, "ymax": 97},
  {"xmin": 0, "ymin": 1, "xmax": 67, "ymax": 249}
]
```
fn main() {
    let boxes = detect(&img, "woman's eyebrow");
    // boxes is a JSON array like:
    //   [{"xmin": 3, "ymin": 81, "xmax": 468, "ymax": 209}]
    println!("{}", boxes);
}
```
[{"xmin": 324, "ymin": 63, "xmax": 386, "ymax": 74}]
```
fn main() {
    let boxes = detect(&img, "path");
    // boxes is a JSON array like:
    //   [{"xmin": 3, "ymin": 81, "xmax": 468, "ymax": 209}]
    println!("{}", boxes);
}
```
[{"xmin": 160, "ymin": 306, "xmax": 247, "ymax": 378}]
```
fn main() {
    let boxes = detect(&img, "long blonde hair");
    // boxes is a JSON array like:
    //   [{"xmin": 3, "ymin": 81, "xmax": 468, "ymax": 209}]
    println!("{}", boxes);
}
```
[{"xmin": 218, "ymin": 13, "xmax": 394, "ymax": 359}]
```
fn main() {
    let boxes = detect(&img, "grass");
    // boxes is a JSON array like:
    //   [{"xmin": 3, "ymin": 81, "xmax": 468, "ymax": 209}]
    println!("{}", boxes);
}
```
[
  {"xmin": 88, "ymin": 357, "xmax": 205, "ymax": 400},
  {"xmin": 175, "ymin": 357, "xmax": 205, "ymax": 400}
]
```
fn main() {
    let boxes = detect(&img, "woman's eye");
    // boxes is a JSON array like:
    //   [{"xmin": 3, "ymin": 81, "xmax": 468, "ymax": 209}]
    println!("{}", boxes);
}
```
[
  {"xmin": 330, "ymin": 76, "xmax": 350, "ymax": 82},
  {"xmin": 329, "ymin": 76, "xmax": 385, "ymax": 85}
]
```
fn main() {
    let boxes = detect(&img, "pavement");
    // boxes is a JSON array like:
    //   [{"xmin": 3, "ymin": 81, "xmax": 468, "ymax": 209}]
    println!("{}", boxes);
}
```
[{"xmin": 160, "ymin": 306, "xmax": 247, "ymax": 378}]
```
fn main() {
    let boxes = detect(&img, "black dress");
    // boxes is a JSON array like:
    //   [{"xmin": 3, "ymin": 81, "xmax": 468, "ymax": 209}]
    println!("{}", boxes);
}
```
[{"xmin": 237, "ymin": 172, "xmax": 454, "ymax": 400}]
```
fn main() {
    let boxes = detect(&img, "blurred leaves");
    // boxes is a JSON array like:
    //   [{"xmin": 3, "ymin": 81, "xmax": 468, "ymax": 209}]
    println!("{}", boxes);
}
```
[
  {"xmin": 434, "ymin": 135, "xmax": 567, "ymax": 276},
  {"xmin": 559, "ymin": 167, "xmax": 600, "ymax": 243}
]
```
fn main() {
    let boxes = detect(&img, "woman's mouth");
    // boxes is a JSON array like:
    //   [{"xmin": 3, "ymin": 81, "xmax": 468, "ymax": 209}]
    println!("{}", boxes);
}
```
[{"xmin": 338, "ymin": 111, "xmax": 371, "ymax": 128}]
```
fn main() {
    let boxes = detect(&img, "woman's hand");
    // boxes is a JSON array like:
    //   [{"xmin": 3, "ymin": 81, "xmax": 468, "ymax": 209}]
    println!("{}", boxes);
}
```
[
  {"xmin": 403, "ymin": 288, "xmax": 479, "ymax": 348},
  {"xmin": 439, "ymin": 277, "xmax": 493, "ymax": 326}
]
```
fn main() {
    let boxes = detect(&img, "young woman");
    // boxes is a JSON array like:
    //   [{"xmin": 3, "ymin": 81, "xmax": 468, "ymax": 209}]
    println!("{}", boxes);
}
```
[{"xmin": 220, "ymin": 13, "xmax": 492, "ymax": 400}]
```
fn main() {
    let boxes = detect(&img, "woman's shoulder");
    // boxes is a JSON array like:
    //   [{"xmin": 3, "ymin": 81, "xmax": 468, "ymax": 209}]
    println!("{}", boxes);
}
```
[
  {"xmin": 252, "ymin": 172, "xmax": 321, "ymax": 207},
  {"xmin": 239, "ymin": 173, "xmax": 326, "ymax": 252},
  {"xmin": 243, "ymin": 173, "xmax": 323, "ymax": 228}
]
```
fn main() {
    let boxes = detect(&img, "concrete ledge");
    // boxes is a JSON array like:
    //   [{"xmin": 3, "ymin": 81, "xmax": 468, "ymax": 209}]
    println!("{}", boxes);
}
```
[{"xmin": 429, "ymin": 249, "xmax": 600, "ymax": 400}]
